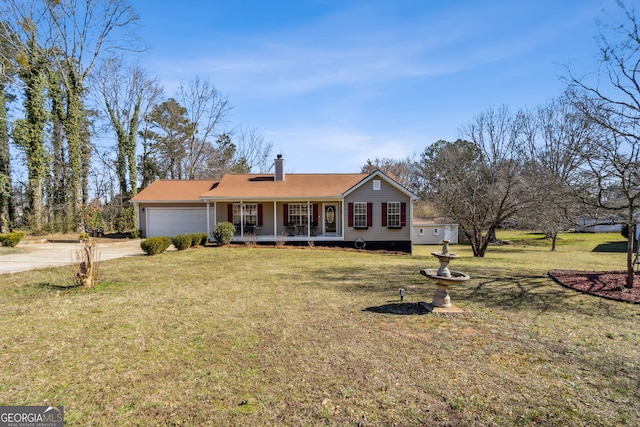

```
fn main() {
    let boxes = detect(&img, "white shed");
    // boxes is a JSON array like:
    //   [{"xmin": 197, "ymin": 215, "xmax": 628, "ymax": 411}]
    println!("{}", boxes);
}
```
[{"xmin": 413, "ymin": 219, "xmax": 459, "ymax": 245}]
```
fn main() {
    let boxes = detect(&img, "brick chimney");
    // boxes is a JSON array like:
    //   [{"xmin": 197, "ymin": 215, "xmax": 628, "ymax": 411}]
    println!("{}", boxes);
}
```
[{"xmin": 275, "ymin": 154, "xmax": 285, "ymax": 181}]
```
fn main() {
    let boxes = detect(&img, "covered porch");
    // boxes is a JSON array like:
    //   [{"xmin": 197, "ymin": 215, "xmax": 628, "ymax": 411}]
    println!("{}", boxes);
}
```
[{"xmin": 204, "ymin": 199, "xmax": 344, "ymax": 243}]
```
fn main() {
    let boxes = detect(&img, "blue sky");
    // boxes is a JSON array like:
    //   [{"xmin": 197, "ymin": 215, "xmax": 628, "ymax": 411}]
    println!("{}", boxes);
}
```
[{"xmin": 130, "ymin": 0, "xmax": 613, "ymax": 173}]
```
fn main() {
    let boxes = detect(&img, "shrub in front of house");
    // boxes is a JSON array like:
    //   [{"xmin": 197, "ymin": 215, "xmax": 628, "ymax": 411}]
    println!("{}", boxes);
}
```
[
  {"xmin": 172, "ymin": 234, "xmax": 192, "ymax": 251},
  {"xmin": 0, "ymin": 231, "xmax": 25, "ymax": 247},
  {"xmin": 213, "ymin": 222, "xmax": 235, "ymax": 246},
  {"xmin": 140, "ymin": 236, "xmax": 172, "ymax": 255},
  {"xmin": 189, "ymin": 232, "xmax": 208, "ymax": 247}
]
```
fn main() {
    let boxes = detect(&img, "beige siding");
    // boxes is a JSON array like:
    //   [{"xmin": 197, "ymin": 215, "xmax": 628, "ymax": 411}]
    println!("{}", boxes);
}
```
[
  {"xmin": 212, "ymin": 202, "xmax": 275, "ymax": 235},
  {"xmin": 344, "ymin": 178, "xmax": 411, "ymax": 242}
]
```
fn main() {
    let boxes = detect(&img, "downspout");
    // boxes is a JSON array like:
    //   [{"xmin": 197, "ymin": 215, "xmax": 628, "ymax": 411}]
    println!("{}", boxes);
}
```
[{"xmin": 410, "ymin": 198, "xmax": 414, "ymax": 255}]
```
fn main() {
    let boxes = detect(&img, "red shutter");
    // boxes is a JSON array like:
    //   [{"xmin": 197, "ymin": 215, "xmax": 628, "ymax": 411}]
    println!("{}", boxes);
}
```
[
  {"xmin": 313, "ymin": 204, "xmax": 319, "ymax": 224},
  {"xmin": 401, "ymin": 202, "xmax": 407, "ymax": 227},
  {"xmin": 367, "ymin": 203, "xmax": 373, "ymax": 227},
  {"xmin": 382, "ymin": 202, "xmax": 387, "ymax": 227},
  {"xmin": 258, "ymin": 204, "xmax": 263, "ymax": 226},
  {"xmin": 227, "ymin": 204, "xmax": 233, "ymax": 222},
  {"xmin": 348, "ymin": 203, "xmax": 354, "ymax": 227},
  {"xmin": 283, "ymin": 204, "xmax": 288, "ymax": 225}
]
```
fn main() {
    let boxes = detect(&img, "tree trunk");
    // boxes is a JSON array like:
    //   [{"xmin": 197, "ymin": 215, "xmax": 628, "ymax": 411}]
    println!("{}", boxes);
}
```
[
  {"xmin": 626, "ymin": 223, "xmax": 634, "ymax": 289},
  {"xmin": 551, "ymin": 232, "xmax": 557, "ymax": 252},
  {"xmin": 467, "ymin": 226, "xmax": 490, "ymax": 257},
  {"xmin": 65, "ymin": 79, "xmax": 84, "ymax": 231},
  {"xmin": 0, "ymin": 83, "xmax": 13, "ymax": 232}
]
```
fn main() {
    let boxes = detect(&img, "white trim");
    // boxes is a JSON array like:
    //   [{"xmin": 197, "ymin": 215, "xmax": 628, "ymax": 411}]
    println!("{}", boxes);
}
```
[
  {"xmin": 206, "ymin": 202, "xmax": 210, "ymax": 237},
  {"xmin": 322, "ymin": 203, "xmax": 339, "ymax": 236},
  {"xmin": 341, "ymin": 202, "xmax": 345, "ymax": 240},
  {"xmin": 145, "ymin": 206, "xmax": 208, "ymax": 237},
  {"xmin": 213, "ymin": 202, "xmax": 217, "ymax": 233},
  {"xmin": 342, "ymin": 170, "xmax": 418, "ymax": 200},
  {"xmin": 136, "ymin": 200, "xmax": 205, "ymax": 203},
  {"xmin": 201, "ymin": 198, "xmax": 342, "ymax": 203}
]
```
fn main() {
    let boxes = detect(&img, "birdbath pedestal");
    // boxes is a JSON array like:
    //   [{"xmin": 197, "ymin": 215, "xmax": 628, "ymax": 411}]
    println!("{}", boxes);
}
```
[{"xmin": 419, "ymin": 240, "xmax": 470, "ymax": 308}]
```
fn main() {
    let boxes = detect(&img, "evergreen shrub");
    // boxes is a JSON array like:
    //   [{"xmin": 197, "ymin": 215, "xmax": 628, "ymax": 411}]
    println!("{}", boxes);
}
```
[
  {"xmin": 0, "ymin": 231, "xmax": 25, "ymax": 247},
  {"xmin": 172, "ymin": 234, "xmax": 192, "ymax": 251},
  {"xmin": 190, "ymin": 233, "xmax": 208, "ymax": 246},
  {"xmin": 140, "ymin": 236, "xmax": 172, "ymax": 255},
  {"xmin": 213, "ymin": 222, "xmax": 235, "ymax": 246}
]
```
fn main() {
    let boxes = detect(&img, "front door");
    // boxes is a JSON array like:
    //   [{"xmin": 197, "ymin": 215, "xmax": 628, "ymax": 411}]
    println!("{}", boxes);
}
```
[{"xmin": 323, "ymin": 204, "xmax": 338, "ymax": 235}]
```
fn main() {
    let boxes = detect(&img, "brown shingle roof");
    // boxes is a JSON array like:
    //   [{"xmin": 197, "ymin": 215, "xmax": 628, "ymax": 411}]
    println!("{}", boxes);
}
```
[
  {"xmin": 200, "ymin": 173, "xmax": 368, "ymax": 200},
  {"xmin": 130, "ymin": 179, "xmax": 217, "ymax": 202}
]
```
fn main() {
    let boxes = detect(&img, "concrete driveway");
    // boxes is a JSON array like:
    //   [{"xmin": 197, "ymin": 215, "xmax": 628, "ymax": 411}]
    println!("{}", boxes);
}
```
[{"xmin": 0, "ymin": 239, "xmax": 146, "ymax": 274}]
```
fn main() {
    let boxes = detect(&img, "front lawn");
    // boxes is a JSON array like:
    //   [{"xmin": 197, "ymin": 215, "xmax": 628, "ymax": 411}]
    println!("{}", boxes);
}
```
[{"xmin": 0, "ymin": 232, "xmax": 638, "ymax": 425}]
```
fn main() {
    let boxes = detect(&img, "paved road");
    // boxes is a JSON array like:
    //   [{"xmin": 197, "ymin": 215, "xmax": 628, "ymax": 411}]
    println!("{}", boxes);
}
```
[{"xmin": 0, "ymin": 240, "xmax": 146, "ymax": 274}]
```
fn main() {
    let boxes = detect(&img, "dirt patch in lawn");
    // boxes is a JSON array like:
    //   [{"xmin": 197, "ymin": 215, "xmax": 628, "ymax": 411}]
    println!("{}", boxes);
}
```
[{"xmin": 549, "ymin": 270, "xmax": 640, "ymax": 304}]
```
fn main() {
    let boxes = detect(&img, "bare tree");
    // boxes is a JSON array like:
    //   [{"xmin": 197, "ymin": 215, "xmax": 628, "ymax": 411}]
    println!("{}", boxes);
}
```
[
  {"xmin": 232, "ymin": 125, "xmax": 273, "ymax": 173},
  {"xmin": 1, "ymin": 0, "xmax": 140, "ymax": 231},
  {"xmin": 421, "ymin": 106, "xmax": 533, "ymax": 257},
  {"xmin": 176, "ymin": 76, "xmax": 232, "ymax": 179},
  {"xmin": 517, "ymin": 97, "xmax": 593, "ymax": 250},
  {"xmin": 48, "ymin": 0, "xmax": 139, "ymax": 228},
  {"xmin": 361, "ymin": 155, "xmax": 421, "ymax": 194},
  {"xmin": 91, "ymin": 56, "xmax": 162, "ymax": 198},
  {"xmin": 565, "ymin": 0, "xmax": 640, "ymax": 288},
  {"xmin": 0, "ymin": 19, "xmax": 18, "ymax": 231}
]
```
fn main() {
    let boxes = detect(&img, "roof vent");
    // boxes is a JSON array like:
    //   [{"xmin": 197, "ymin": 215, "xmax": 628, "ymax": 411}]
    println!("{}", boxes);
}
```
[{"xmin": 275, "ymin": 154, "xmax": 285, "ymax": 181}]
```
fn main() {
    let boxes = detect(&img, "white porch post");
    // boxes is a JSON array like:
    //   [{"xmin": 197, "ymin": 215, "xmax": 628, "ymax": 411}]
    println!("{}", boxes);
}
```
[
  {"xmin": 213, "ymin": 202, "xmax": 217, "ymax": 231},
  {"xmin": 240, "ymin": 202, "xmax": 244, "ymax": 237},
  {"xmin": 307, "ymin": 201, "xmax": 311, "ymax": 236},
  {"xmin": 273, "ymin": 201, "xmax": 277, "ymax": 240},
  {"xmin": 341, "ymin": 201, "xmax": 345, "ymax": 240},
  {"xmin": 409, "ymin": 199, "xmax": 414, "ymax": 239},
  {"xmin": 206, "ymin": 201, "xmax": 210, "ymax": 235}
]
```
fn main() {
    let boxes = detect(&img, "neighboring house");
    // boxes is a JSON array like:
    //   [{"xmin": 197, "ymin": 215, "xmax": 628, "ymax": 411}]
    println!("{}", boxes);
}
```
[
  {"xmin": 575, "ymin": 216, "xmax": 623, "ymax": 233},
  {"xmin": 131, "ymin": 156, "xmax": 418, "ymax": 253},
  {"xmin": 412, "ymin": 218, "xmax": 459, "ymax": 245}
]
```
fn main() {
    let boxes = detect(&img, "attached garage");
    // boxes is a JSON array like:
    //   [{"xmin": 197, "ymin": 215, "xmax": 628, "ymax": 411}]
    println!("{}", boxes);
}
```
[
  {"xmin": 131, "ymin": 180, "xmax": 218, "ymax": 238},
  {"xmin": 146, "ymin": 207, "xmax": 208, "ymax": 237}
]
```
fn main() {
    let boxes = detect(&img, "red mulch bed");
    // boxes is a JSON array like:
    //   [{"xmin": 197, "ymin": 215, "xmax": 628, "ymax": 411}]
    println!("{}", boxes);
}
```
[{"xmin": 548, "ymin": 270, "xmax": 640, "ymax": 304}]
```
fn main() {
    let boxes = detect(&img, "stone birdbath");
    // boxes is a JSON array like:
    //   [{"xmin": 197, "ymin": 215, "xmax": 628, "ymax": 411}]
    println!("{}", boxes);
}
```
[{"xmin": 420, "ymin": 240, "xmax": 470, "ymax": 308}]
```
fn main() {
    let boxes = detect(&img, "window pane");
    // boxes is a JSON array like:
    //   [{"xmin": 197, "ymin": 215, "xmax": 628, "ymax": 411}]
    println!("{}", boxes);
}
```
[
  {"xmin": 288, "ymin": 203, "xmax": 310, "ymax": 225},
  {"xmin": 354, "ymin": 202, "xmax": 367, "ymax": 228},
  {"xmin": 234, "ymin": 203, "xmax": 258, "ymax": 225},
  {"xmin": 387, "ymin": 202, "xmax": 400, "ymax": 227}
]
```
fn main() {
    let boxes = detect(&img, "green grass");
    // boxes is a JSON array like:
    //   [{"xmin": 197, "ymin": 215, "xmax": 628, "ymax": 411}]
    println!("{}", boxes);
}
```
[{"xmin": 0, "ymin": 232, "xmax": 638, "ymax": 426}]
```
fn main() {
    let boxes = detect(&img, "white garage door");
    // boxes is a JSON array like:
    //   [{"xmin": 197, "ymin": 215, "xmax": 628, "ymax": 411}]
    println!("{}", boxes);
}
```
[{"xmin": 147, "ymin": 208, "xmax": 208, "ymax": 237}]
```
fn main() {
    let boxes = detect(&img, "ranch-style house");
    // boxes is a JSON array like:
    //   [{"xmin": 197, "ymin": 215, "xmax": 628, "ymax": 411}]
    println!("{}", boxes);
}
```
[{"xmin": 131, "ymin": 155, "xmax": 419, "ymax": 253}]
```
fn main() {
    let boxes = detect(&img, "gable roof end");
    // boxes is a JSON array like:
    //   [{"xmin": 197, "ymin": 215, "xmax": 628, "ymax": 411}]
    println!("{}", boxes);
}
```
[{"xmin": 342, "ymin": 170, "xmax": 418, "ymax": 199}]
